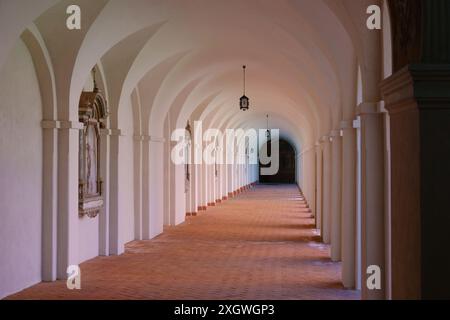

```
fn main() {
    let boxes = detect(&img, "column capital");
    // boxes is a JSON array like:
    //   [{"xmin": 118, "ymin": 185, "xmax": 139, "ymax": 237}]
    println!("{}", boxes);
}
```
[
  {"xmin": 320, "ymin": 135, "xmax": 330, "ymax": 143},
  {"xmin": 150, "ymin": 136, "xmax": 166, "ymax": 143},
  {"xmin": 329, "ymin": 129, "xmax": 341, "ymax": 137},
  {"xmin": 101, "ymin": 128, "xmax": 121, "ymax": 136},
  {"xmin": 138, "ymin": 135, "xmax": 166, "ymax": 143},
  {"xmin": 381, "ymin": 64, "xmax": 450, "ymax": 114},
  {"xmin": 41, "ymin": 120, "xmax": 83, "ymax": 130},
  {"xmin": 133, "ymin": 135, "xmax": 145, "ymax": 141},
  {"xmin": 340, "ymin": 120, "xmax": 354, "ymax": 130},
  {"xmin": 356, "ymin": 102, "xmax": 384, "ymax": 116}
]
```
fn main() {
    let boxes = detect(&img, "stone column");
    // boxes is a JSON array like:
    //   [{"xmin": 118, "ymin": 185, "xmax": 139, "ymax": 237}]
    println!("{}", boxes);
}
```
[
  {"xmin": 109, "ymin": 129, "xmax": 123, "ymax": 255},
  {"xmin": 133, "ymin": 135, "xmax": 143, "ymax": 240},
  {"xmin": 340, "ymin": 120, "xmax": 357, "ymax": 288},
  {"xmin": 196, "ymin": 163, "xmax": 203, "ymax": 211},
  {"xmin": 215, "ymin": 164, "xmax": 220, "ymax": 202},
  {"xmin": 321, "ymin": 136, "xmax": 332, "ymax": 244},
  {"xmin": 192, "ymin": 138, "xmax": 202, "ymax": 212},
  {"xmin": 330, "ymin": 130, "xmax": 342, "ymax": 262},
  {"xmin": 168, "ymin": 140, "xmax": 186, "ymax": 225},
  {"xmin": 221, "ymin": 163, "xmax": 228, "ymax": 200},
  {"xmin": 56, "ymin": 121, "xmax": 83, "ymax": 279},
  {"xmin": 358, "ymin": 102, "xmax": 386, "ymax": 300},
  {"xmin": 189, "ymin": 148, "xmax": 198, "ymax": 215},
  {"xmin": 381, "ymin": 64, "xmax": 450, "ymax": 299},
  {"xmin": 308, "ymin": 148, "xmax": 317, "ymax": 219},
  {"xmin": 237, "ymin": 163, "xmax": 242, "ymax": 192},
  {"xmin": 208, "ymin": 164, "xmax": 215, "ymax": 206},
  {"xmin": 241, "ymin": 163, "xmax": 244, "ymax": 189},
  {"xmin": 142, "ymin": 135, "xmax": 157, "ymax": 238},
  {"xmin": 40, "ymin": 121, "xmax": 59, "ymax": 281},
  {"xmin": 201, "ymin": 161, "xmax": 208, "ymax": 209},
  {"xmin": 235, "ymin": 163, "xmax": 239, "ymax": 192},
  {"xmin": 354, "ymin": 117, "xmax": 362, "ymax": 291},
  {"xmin": 149, "ymin": 138, "xmax": 165, "ymax": 236},
  {"xmin": 99, "ymin": 129, "xmax": 111, "ymax": 255},
  {"xmin": 381, "ymin": 107, "xmax": 392, "ymax": 299},
  {"xmin": 227, "ymin": 163, "xmax": 234, "ymax": 198},
  {"xmin": 315, "ymin": 142, "xmax": 323, "ymax": 231}
]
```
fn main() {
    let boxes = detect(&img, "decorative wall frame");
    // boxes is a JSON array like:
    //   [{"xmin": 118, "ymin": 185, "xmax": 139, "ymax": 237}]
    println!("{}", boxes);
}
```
[{"xmin": 78, "ymin": 69, "xmax": 108, "ymax": 218}]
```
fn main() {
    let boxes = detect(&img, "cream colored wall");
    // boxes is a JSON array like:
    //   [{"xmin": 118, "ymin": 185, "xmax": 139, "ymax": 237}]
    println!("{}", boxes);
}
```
[{"xmin": 0, "ymin": 39, "xmax": 43, "ymax": 299}]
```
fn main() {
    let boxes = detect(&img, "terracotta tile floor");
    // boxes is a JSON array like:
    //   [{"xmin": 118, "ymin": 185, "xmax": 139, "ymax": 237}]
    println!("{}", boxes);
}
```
[{"xmin": 7, "ymin": 184, "xmax": 360, "ymax": 300}]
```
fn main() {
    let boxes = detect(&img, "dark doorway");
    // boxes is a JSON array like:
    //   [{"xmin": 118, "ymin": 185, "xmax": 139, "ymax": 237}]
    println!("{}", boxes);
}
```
[{"xmin": 259, "ymin": 139, "xmax": 296, "ymax": 184}]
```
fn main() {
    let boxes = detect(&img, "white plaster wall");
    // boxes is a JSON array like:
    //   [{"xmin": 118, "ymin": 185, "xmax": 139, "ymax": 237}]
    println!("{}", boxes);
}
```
[
  {"xmin": 83, "ymin": 72, "xmax": 94, "ymax": 91},
  {"xmin": 118, "ymin": 96, "xmax": 135, "ymax": 247},
  {"xmin": 0, "ymin": 39, "xmax": 43, "ymax": 298},
  {"xmin": 78, "ymin": 216, "xmax": 99, "ymax": 262}
]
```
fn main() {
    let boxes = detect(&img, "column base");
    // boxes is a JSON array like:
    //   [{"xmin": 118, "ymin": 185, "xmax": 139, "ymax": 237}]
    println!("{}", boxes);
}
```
[{"xmin": 186, "ymin": 212, "xmax": 198, "ymax": 217}]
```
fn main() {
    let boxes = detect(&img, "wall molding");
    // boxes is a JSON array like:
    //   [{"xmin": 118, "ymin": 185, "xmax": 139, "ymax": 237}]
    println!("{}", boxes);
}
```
[{"xmin": 41, "ymin": 120, "xmax": 83, "ymax": 130}]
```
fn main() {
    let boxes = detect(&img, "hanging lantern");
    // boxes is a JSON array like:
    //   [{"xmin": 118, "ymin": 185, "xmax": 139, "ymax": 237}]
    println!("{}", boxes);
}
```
[{"xmin": 240, "ymin": 65, "xmax": 249, "ymax": 111}]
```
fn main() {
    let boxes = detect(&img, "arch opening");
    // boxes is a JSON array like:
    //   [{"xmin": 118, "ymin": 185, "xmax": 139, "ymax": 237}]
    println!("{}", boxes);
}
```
[{"xmin": 259, "ymin": 138, "xmax": 296, "ymax": 184}]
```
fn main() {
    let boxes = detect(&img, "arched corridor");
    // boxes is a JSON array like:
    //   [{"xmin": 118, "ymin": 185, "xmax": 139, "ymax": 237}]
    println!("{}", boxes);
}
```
[
  {"xmin": 1, "ymin": 0, "xmax": 450, "ymax": 301},
  {"xmin": 7, "ymin": 185, "xmax": 358, "ymax": 300}
]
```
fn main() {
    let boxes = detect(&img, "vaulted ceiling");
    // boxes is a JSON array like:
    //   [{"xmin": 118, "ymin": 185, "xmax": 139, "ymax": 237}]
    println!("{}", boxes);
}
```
[{"xmin": 0, "ymin": 0, "xmax": 380, "ymax": 151}]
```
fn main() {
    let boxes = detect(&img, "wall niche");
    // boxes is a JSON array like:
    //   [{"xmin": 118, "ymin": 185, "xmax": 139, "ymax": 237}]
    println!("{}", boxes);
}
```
[{"xmin": 78, "ymin": 68, "xmax": 108, "ymax": 218}]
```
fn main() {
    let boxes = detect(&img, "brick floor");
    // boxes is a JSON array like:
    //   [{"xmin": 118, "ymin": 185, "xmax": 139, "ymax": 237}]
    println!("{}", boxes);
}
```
[{"xmin": 6, "ymin": 184, "xmax": 360, "ymax": 300}]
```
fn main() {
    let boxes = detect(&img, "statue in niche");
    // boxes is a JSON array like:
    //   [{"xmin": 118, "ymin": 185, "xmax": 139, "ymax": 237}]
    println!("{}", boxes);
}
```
[
  {"xmin": 78, "ymin": 67, "xmax": 108, "ymax": 218},
  {"xmin": 185, "ymin": 121, "xmax": 192, "ymax": 193},
  {"xmin": 86, "ymin": 125, "xmax": 98, "ymax": 194}
]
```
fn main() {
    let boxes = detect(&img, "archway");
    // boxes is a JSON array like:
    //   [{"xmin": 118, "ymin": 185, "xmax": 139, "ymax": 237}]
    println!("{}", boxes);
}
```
[{"xmin": 259, "ymin": 139, "xmax": 296, "ymax": 184}]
